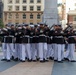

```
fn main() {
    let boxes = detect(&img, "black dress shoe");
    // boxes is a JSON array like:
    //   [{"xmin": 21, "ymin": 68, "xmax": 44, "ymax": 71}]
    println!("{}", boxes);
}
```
[
  {"xmin": 58, "ymin": 61, "xmax": 63, "ymax": 63},
  {"xmin": 49, "ymin": 57, "xmax": 54, "ymax": 60},
  {"xmin": 11, "ymin": 56, "xmax": 14, "ymax": 60},
  {"xmin": 32, "ymin": 60, "xmax": 37, "ymax": 62},
  {"xmin": 64, "ymin": 58, "xmax": 69, "ymax": 61},
  {"xmin": 21, "ymin": 60, "xmax": 25, "ymax": 62},
  {"xmin": 28, "ymin": 59, "xmax": 32, "ymax": 62},
  {"xmin": 7, "ymin": 60, "xmax": 11, "ymax": 62},
  {"xmin": 45, "ymin": 59, "xmax": 49, "ymax": 62},
  {"xmin": 40, "ymin": 60, "xmax": 45, "ymax": 63},
  {"xmin": 25, "ymin": 57, "xmax": 27, "ymax": 59},
  {"xmin": 14, "ymin": 58, "xmax": 18, "ymax": 61},
  {"xmin": 70, "ymin": 60, "xmax": 76, "ymax": 62},
  {"xmin": 62, "ymin": 59, "xmax": 65, "ymax": 61},
  {"xmin": 54, "ymin": 60, "xmax": 58, "ymax": 62},
  {"xmin": 1, "ymin": 59, "xmax": 7, "ymax": 61},
  {"xmin": 37, "ymin": 58, "xmax": 39, "ymax": 61}
]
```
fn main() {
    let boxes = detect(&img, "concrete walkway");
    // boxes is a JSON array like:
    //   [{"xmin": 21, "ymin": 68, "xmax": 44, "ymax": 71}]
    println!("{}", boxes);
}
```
[
  {"xmin": 0, "ymin": 52, "xmax": 76, "ymax": 75},
  {"xmin": 0, "ymin": 61, "xmax": 54, "ymax": 75},
  {"xmin": 0, "ymin": 52, "xmax": 54, "ymax": 75}
]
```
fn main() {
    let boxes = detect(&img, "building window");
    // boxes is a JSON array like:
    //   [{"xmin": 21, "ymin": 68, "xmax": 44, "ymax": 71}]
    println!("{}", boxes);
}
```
[
  {"xmin": 15, "ymin": 13, "xmax": 19, "ymax": 19},
  {"xmin": 23, "ymin": 0, "xmax": 27, "ymax": 3},
  {"xmin": 37, "ymin": 14, "xmax": 41, "ymax": 19},
  {"xmin": 30, "ymin": 23, "xmax": 33, "ymax": 24},
  {"xmin": 8, "ymin": 6, "xmax": 12, "ymax": 11},
  {"xmin": 30, "ymin": 6, "xmax": 34, "ymax": 11},
  {"xmin": 69, "ymin": 8, "xmax": 70, "ymax": 10},
  {"xmin": 8, "ymin": 13, "xmax": 12, "ymax": 19},
  {"xmin": 15, "ymin": 22, "xmax": 19, "ymax": 25},
  {"xmin": 23, "ymin": 6, "xmax": 26, "ymax": 11},
  {"xmin": 16, "ymin": 0, "xmax": 20, "ymax": 3},
  {"xmin": 30, "ymin": 14, "xmax": 33, "ymax": 19},
  {"xmin": 15, "ymin": 6, "xmax": 19, "ymax": 11},
  {"xmin": 8, "ymin": 0, "xmax": 12, "ymax": 3},
  {"xmin": 37, "ymin": 0, "xmax": 41, "ymax": 3},
  {"xmin": 30, "ymin": 0, "xmax": 34, "ymax": 3},
  {"xmin": 37, "ymin": 6, "xmax": 41, "ymax": 11},
  {"xmin": 74, "ymin": 16, "xmax": 76, "ymax": 21},
  {"xmin": 23, "ymin": 13, "xmax": 26, "ymax": 19}
]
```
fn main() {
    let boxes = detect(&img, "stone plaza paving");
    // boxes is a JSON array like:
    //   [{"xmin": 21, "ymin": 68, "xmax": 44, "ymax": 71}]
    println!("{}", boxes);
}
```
[{"xmin": 0, "ymin": 52, "xmax": 76, "ymax": 75}]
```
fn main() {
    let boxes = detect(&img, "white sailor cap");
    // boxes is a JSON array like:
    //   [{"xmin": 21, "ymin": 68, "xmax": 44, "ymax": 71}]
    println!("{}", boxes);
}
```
[
  {"xmin": 39, "ymin": 22, "xmax": 44, "ymax": 25},
  {"xmin": 30, "ymin": 25, "xmax": 34, "ymax": 28}
]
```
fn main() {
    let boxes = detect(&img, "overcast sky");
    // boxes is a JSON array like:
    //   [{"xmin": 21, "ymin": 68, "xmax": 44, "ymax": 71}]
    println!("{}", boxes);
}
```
[{"xmin": 58, "ymin": 0, "xmax": 62, "ymax": 3}]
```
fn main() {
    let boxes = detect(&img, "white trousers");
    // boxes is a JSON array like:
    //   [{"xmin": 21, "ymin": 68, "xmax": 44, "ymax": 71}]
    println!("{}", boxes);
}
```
[
  {"xmin": 47, "ymin": 44, "xmax": 50, "ymax": 58},
  {"xmin": 53, "ymin": 44, "xmax": 58, "ymax": 60},
  {"xmin": 31, "ymin": 43, "xmax": 36, "ymax": 60},
  {"xmin": 57, "ymin": 44, "xmax": 65, "ymax": 61},
  {"xmin": 39, "ymin": 43, "xmax": 47, "ymax": 61},
  {"xmin": 21, "ymin": 43, "xmax": 31, "ymax": 61},
  {"xmin": 6, "ymin": 43, "xmax": 14, "ymax": 60},
  {"xmin": 57, "ymin": 44, "xmax": 62, "ymax": 61},
  {"xmin": 65, "ymin": 44, "xmax": 69, "ymax": 58},
  {"xmin": 66, "ymin": 44, "xmax": 75, "ymax": 61},
  {"xmin": 61, "ymin": 44, "xmax": 65, "ymax": 60},
  {"xmin": 10, "ymin": 43, "xmax": 15, "ymax": 57},
  {"xmin": 14, "ymin": 44, "xmax": 22, "ymax": 60},
  {"xmin": 2, "ymin": 43, "xmax": 6, "ymax": 59},
  {"xmin": 47, "ymin": 44, "xmax": 54, "ymax": 58},
  {"xmin": 35, "ymin": 43, "xmax": 39, "ymax": 59}
]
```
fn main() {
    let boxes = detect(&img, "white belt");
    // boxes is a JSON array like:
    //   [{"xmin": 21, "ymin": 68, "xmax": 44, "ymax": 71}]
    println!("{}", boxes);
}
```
[
  {"xmin": 39, "ymin": 35, "xmax": 46, "ymax": 36},
  {"xmin": 33, "ymin": 36, "xmax": 38, "ymax": 37},
  {"xmin": 4, "ymin": 36, "xmax": 14, "ymax": 37},
  {"xmin": 30, "ymin": 37, "xmax": 33, "ymax": 38},
  {"xmin": 56, "ymin": 36, "xmax": 63, "ymax": 38},
  {"xmin": 22, "ymin": 35, "xmax": 29, "ymax": 37},
  {"xmin": 69, "ymin": 36, "xmax": 76, "ymax": 38}
]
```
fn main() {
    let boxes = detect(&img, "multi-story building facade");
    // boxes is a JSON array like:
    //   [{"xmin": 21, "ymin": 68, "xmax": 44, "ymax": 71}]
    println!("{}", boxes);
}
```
[
  {"xmin": 58, "ymin": 4, "xmax": 62, "ymax": 21},
  {"xmin": 3, "ymin": 0, "xmax": 44, "ymax": 25},
  {"xmin": 66, "ymin": 0, "xmax": 76, "ymax": 28}
]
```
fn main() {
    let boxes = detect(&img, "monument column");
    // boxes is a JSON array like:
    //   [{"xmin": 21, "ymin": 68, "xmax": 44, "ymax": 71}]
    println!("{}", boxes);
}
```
[{"xmin": 43, "ymin": 0, "xmax": 59, "ymax": 26}]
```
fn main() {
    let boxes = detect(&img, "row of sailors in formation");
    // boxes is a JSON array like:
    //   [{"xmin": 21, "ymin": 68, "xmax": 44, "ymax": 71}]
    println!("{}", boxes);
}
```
[{"xmin": 0, "ymin": 22, "xmax": 76, "ymax": 63}]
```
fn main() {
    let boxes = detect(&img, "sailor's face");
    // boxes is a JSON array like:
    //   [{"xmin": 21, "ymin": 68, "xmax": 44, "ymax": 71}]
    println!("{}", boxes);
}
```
[
  {"xmin": 54, "ymin": 26, "xmax": 57, "ymax": 29},
  {"xmin": 40, "ymin": 24, "xmax": 44, "ymax": 28},
  {"xmin": 44, "ymin": 25, "xmax": 48, "ymax": 28},
  {"xmin": 11, "ymin": 26, "xmax": 15, "ymax": 29},
  {"xmin": 26, "ymin": 26, "xmax": 29, "ymax": 29}
]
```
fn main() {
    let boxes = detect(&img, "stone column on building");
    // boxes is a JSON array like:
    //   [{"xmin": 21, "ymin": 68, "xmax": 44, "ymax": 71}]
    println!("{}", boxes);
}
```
[{"xmin": 43, "ymin": 0, "xmax": 59, "ymax": 26}]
